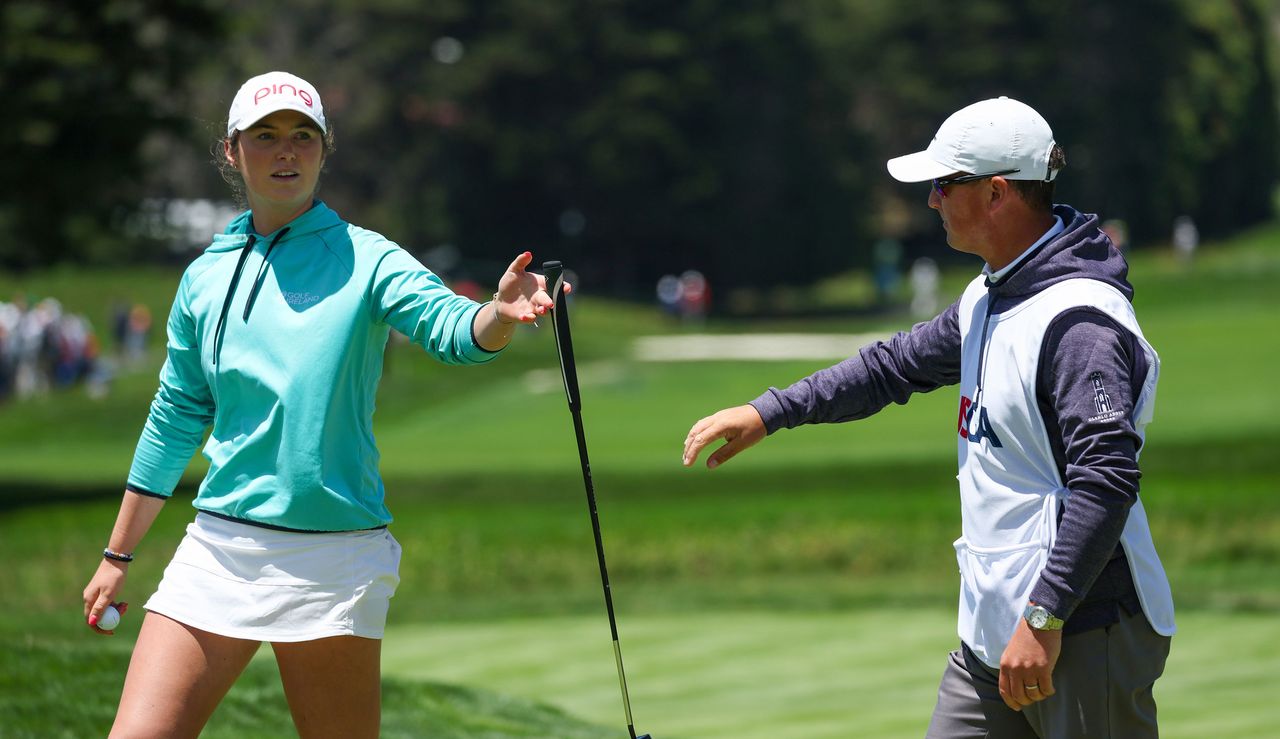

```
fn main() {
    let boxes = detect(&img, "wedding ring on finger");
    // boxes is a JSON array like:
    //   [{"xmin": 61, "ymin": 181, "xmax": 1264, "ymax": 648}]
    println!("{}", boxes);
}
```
[{"xmin": 1025, "ymin": 683, "xmax": 1041, "ymax": 691}]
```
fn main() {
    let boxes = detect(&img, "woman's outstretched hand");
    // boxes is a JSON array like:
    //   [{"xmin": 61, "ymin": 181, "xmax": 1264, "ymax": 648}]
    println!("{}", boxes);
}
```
[
  {"xmin": 492, "ymin": 251, "xmax": 570, "ymax": 325},
  {"xmin": 475, "ymin": 252, "xmax": 571, "ymax": 351}
]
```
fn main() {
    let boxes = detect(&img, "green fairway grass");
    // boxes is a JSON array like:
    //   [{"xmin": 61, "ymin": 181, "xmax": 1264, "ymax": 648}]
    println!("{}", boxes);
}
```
[
  {"xmin": 2, "ymin": 225, "xmax": 1277, "ymax": 735},
  {"xmin": 383, "ymin": 610, "xmax": 957, "ymax": 739},
  {"xmin": 379, "ymin": 609, "xmax": 1280, "ymax": 739}
]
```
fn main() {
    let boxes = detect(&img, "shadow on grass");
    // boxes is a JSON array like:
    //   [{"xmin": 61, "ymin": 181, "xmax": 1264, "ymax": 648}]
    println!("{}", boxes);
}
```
[
  {"xmin": 4, "ymin": 428, "xmax": 1274, "ymax": 510},
  {"xmin": 0, "ymin": 451, "xmax": 961, "ymax": 507},
  {"xmin": 0, "ymin": 638, "xmax": 618, "ymax": 739}
]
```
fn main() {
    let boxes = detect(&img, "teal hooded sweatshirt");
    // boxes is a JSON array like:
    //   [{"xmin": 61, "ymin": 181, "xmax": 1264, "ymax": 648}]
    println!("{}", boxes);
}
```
[{"xmin": 127, "ymin": 201, "xmax": 500, "ymax": 531}]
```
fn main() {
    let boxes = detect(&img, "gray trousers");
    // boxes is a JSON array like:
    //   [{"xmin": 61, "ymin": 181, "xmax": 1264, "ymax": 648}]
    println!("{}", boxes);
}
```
[{"xmin": 925, "ymin": 608, "xmax": 1171, "ymax": 739}]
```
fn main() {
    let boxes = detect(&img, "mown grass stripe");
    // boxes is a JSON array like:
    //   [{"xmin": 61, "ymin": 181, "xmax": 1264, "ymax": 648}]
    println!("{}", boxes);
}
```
[{"xmin": 382, "ymin": 608, "xmax": 1280, "ymax": 738}]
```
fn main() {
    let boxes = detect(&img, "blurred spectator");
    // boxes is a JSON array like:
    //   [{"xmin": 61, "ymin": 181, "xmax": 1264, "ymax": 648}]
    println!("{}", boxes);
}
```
[
  {"xmin": 656, "ymin": 274, "xmax": 682, "ymax": 318},
  {"xmin": 0, "ymin": 300, "xmax": 17, "ymax": 400},
  {"xmin": 1172, "ymin": 215, "xmax": 1199, "ymax": 264},
  {"xmin": 679, "ymin": 270, "xmax": 711, "ymax": 324},
  {"xmin": 448, "ymin": 277, "xmax": 485, "ymax": 302},
  {"xmin": 52, "ymin": 312, "xmax": 94, "ymax": 386},
  {"xmin": 656, "ymin": 270, "xmax": 712, "ymax": 324},
  {"xmin": 124, "ymin": 303, "xmax": 153, "ymax": 365},
  {"xmin": 872, "ymin": 237, "xmax": 903, "ymax": 305},
  {"xmin": 1101, "ymin": 218, "xmax": 1129, "ymax": 254},
  {"xmin": 112, "ymin": 300, "xmax": 130, "ymax": 351},
  {"xmin": 112, "ymin": 299, "xmax": 153, "ymax": 366},
  {"xmin": 15, "ymin": 297, "xmax": 55, "ymax": 397},
  {"xmin": 909, "ymin": 257, "xmax": 940, "ymax": 318},
  {"xmin": 0, "ymin": 296, "xmax": 107, "ymax": 403}
]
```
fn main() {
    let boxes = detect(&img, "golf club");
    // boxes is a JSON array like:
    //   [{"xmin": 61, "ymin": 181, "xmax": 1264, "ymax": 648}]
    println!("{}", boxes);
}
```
[{"xmin": 542, "ymin": 260, "xmax": 652, "ymax": 739}]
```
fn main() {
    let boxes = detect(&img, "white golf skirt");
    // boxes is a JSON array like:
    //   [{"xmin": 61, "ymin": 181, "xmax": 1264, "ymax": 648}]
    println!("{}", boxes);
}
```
[{"xmin": 144, "ymin": 512, "xmax": 401, "ymax": 642}]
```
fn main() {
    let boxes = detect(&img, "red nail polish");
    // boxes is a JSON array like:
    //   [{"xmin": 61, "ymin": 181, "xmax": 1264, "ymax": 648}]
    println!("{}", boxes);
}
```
[{"xmin": 88, "ymin": 615, "xmax": 98, "ymax": 626}]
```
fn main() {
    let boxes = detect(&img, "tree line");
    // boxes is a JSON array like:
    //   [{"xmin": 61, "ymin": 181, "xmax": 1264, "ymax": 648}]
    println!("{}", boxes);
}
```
[{"xmin": 3, "ymin": 0, "xmax": 1276, "ymax": 301}]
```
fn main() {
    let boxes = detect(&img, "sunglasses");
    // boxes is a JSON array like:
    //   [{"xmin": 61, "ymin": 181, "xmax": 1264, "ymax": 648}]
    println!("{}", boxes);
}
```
[{"xmin": 931, "ymin": 168, "xmax": 1020, "ymax": 198}]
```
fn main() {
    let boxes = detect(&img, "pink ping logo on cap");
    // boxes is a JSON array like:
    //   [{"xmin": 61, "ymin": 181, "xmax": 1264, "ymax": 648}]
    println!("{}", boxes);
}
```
[
  {"xmin": 227, "ymin": 71, "xmax": 327, "ymax": 136},
  {"xmin": 253, "ymin": 82, "xmax": 314, "ymax": 108}
]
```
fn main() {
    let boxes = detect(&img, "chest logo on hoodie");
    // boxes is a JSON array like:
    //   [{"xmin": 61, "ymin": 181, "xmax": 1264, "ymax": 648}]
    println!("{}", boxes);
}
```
[
  {"xmin": 282, "ymin": 290, "xmax": 322, "ymax": 308},
  {"xmin": 958, "ymin": 395, "xmax": 1003, "ymax": 447}
]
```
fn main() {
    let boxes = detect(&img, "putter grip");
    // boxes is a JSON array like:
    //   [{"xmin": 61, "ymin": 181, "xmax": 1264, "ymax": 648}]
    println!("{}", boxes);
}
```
[
  {"xmin": 542, "ymin": 260, "xmax": 580, "ymax": 409},
  {"xmin": 542, "ymin": 260, "xmax": 565, "ymax": 305}
]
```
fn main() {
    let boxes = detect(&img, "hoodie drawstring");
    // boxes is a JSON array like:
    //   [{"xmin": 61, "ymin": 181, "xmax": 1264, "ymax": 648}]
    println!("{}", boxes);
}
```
[
  {"xmin": 212, "ymin": 227, "xmax": 289, "ymax": 366},
  {"xmin": 213, "ymin": 235, "xmax": 256, "ymax": 366},
  {"xmin": 243, "ymin": 227, "xmax": 289, "ymax": 321}
]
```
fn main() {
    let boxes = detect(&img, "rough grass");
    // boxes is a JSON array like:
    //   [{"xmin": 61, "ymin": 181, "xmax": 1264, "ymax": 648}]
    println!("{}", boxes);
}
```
[{"xmin": 0, "ymin": 637, "xmax": 616, "ymax": 738}]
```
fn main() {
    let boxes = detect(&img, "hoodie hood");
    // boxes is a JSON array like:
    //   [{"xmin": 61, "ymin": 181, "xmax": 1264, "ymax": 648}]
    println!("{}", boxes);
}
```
[
  {"xmin": 988, "ymin": 205, "xmax": 1133, "ymax": 304},
  {"xmin": 206, "ymin": 200, "xmax": 345, "ymax": 252},
  {"xmin": 206, "ymin": 200, "xmax": 345, "ymax": 366}
]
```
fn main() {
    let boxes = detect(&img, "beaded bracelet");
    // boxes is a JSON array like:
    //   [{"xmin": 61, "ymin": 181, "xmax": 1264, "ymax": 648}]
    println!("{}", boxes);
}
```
[{"xmin": 103, "ymin": 548, "xmax": 134, "ymax": 563}]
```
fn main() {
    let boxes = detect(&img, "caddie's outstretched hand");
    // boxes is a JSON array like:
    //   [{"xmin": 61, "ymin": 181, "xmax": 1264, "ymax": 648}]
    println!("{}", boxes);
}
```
[
  {"xmin": 492, "ymin": 251, "xmax": 571, "ymax": 325},
  {"xmin": 683, "ymin": 404, "xmax": 766, "ymax": 470}
]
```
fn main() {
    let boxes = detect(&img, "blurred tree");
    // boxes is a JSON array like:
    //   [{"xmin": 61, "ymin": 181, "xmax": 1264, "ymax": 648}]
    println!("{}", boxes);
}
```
[
  {"xmin": 1175, "ymin": 0, "xmax": 1279, "ymax": 239},
  {"xmin": 0, "ymin": 1, "xmax": 227, "ymax": 270},
  {"xmin": 449, "ymin": 0, "xmax": 873, "ymax": 295},
  {"xmin": 1026, "ymin": 0, "xmax": 1278, "ymax": 244},
  {"xmin": 198, "ymin": 0, "xmax": 871, "ymax": 299},
  {"xmin": 824, "ymin": 0, "xmax": 1278, "ymax": 250},
  {"xmin": 8, "ymin": 0, "xmax": 1276, "ymax": 299}
]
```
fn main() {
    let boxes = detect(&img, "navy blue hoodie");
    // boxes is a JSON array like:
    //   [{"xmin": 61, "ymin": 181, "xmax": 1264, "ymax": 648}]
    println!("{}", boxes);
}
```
[{"xmin": 751, "ymin": 204, "xmax": 1146, "ymax": 633}]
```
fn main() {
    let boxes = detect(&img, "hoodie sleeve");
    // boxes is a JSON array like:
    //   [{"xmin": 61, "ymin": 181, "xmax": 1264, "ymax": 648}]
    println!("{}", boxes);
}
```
[
  {"xmin": 1029, "ymin": 309, "xmax": 1145, "ymax": 620},
  {"xmin": 127, "ymin": 270, "xmax": 216, "ymax": 497},
  {"xmin": 750, "ymin": 301, "xmax": 962, "ymax": 433},
  {"xmin": 369, "ymin": 246, "xmax": 498, "ymax": 365}
]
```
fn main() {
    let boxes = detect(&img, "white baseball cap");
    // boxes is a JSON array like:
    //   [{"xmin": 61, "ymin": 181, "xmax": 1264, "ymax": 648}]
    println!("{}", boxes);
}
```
[
  {"xmin": 226, "ymin": 71, "xmax": 326, "ymax": 136},
  {"xmin": 886, "ymin": 96, "xmax": 1058, "ymax": 183}
]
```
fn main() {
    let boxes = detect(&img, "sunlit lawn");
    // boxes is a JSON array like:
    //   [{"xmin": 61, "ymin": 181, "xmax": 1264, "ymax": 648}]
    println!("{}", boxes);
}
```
[{"xmin": 1, "ymin": 225, "xmax": 1277, "ymax": 736}]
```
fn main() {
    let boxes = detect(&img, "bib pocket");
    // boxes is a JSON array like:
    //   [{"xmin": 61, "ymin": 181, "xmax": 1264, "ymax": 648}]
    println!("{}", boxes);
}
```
[{"xmin": 953, "ymin": 492, "xmax": 1061, "ymax": 666}]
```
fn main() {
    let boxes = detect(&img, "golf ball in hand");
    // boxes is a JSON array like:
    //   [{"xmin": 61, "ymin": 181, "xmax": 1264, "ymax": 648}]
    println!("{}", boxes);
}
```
[{"xmin": 98, "ymin": 605, "xmax": 121, "ymax": 630}]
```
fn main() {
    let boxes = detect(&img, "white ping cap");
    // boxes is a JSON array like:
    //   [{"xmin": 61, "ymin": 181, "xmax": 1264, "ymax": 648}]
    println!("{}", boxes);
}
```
[
  {"xmin": 886, "ymin": 97, "xmax": 1058, "ymax": 183},
  {"xmin": 226, "ymin": 71, "xmax": 326, "ymax": 136}
]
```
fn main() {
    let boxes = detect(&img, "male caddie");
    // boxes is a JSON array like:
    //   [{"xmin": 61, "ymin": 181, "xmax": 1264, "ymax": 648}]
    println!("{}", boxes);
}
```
[{"xmin": 683, "ymin": 97, "xmax": 1175, "ymax": 738}]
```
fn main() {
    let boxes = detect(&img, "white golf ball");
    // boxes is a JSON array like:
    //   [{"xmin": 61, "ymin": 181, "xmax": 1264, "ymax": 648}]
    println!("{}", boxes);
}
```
[{"xmin": 98, "ymin": 605, "xmax": 121, "ymax": 630}]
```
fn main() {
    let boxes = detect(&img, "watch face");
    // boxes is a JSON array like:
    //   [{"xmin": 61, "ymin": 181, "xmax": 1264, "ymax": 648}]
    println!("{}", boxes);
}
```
[{"xmin": 1028, "ymin": 607, "xmax": 1048, "ymax": 628}]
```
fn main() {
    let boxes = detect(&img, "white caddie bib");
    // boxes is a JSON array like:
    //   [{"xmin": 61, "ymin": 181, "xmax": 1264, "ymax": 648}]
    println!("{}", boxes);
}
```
[{"xmin": 953, "ymin": 276, "xmax": 1176, "ymax": 668}]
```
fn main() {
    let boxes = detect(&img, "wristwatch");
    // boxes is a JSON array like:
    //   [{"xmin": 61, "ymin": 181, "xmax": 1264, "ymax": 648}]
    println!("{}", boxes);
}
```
[{"xmin": 1024, "ymin": 603, "xmax": 1064, "ymax": 631}]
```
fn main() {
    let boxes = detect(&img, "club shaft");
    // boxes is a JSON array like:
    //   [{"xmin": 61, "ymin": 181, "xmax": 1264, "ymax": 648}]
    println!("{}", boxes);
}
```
[
  {"xmin": 568, "ymin": 361, "xmax": 637, "ymax": 732},
  {"xmin": 567, "ymin": 363, "xmax": 639, "ymax": 737},
  {"xmin": 544, "ymin": 261, "xmax": 641, "ymax": 738},
  {"xmin": 569, "ymin": 411, "xmax": 617, "ymax": 637},
  {"xmin": 614, "ymin": 640, "xmax": 638, "ymax": 739}
]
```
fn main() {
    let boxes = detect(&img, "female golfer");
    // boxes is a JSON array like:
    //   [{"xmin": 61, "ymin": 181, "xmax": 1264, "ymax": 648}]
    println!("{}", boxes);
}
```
[{"xmin": 81, "ymin": 71, "xmax": 561, "ymax": 738}]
